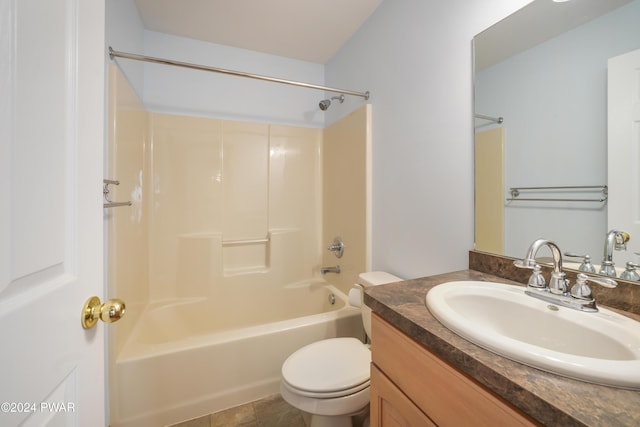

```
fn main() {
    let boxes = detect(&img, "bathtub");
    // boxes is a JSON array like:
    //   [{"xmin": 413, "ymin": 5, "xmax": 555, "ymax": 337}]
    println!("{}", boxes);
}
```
[{"xmin": 111, "ymin": 280, "xmax": 363, "ymax": 427}]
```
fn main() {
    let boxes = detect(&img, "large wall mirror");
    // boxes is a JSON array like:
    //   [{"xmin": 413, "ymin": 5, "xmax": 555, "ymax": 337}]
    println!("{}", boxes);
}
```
[{"xmin": 474, "ymin": 0, "xmax": 640, "ymax": 278}]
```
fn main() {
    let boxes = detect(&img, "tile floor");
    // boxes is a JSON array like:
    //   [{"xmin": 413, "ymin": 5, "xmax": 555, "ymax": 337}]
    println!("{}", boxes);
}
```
[{"xmin": 168, "ymin": 394, "xmax": 310, "ymax": 427}]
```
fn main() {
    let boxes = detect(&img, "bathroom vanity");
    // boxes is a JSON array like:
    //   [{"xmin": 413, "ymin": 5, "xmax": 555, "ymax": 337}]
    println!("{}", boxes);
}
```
[
  {"xmin": 370, "ymin": 314, "xmax": 537, "ymax": 426},
  {"xmin": 365, "ymin": 254, "xmax": 640, "ymax": 426}
]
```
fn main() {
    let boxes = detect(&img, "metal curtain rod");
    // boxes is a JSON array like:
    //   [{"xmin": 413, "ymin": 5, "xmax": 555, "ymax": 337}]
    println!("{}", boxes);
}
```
[
  {"xmin": 475, "ymin": 113, "xmax": 503, "ymax": 124},
  {"xmin": 109, "ymin": 47, "xmax": 370, "ymax": 100}
]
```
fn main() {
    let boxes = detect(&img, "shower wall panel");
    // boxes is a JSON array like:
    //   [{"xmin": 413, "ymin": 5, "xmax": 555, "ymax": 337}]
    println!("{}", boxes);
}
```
[
  {"xmin": 221, "ymin": 121, "xmax": 269, "ymax": 241},
  {"xmin": 107, "ymin": 65, "xmax": 150, "ymax": 353},
  {"xmin": 269, "ymin": 125, "xmax": 323, "ymax": 285},
  {"xmin": 146, "ymin": 113, "xmax": 321, "ymax": 300},
  {"xmin": 322, "ymin": 105, "xmax": 371, "ymax": 295},
  {"xmin": 148, "ymin": 113, "xmax": 223, "ymax": 299},
  {"xmin": 221, "ymin": 122, "xmax": 269, "ymax": 275}
]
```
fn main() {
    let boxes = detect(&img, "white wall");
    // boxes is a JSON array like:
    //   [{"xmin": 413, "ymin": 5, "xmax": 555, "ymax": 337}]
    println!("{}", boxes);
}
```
[
  {"xmin": 105, "ymin": 0, "xmax": 145, "ymax": 98},
  {"xmin": 326, "ymin": 0, "xmax": 532, "ymax": 279},
  {"xmin": 107, "ymin": 2, "xmax": 330, "ymax": 128},
  {"xmin": 142, "ymin": 31, "xmax": 328, "ymax": 127}
]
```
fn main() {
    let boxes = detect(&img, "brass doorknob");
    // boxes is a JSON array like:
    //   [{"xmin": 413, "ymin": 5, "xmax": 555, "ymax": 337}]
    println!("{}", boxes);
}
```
[{"xmin": 81, "ymin": 296, "xmax": 126, "ymax": 329}]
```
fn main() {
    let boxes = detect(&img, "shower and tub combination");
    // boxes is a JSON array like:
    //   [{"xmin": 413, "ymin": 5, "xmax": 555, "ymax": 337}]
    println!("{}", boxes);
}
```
[
  {"xmin": 114, "ymin": 277, "xmax": 362, "ymax": 427},
  {"xmin": 107, "ymin": 52, "xmax": 372, "ymax": 427}
]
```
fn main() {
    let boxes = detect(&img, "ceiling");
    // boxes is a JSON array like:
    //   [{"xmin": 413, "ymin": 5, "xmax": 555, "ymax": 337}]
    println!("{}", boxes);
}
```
[
  {"xmin": 134, "ymin": 0, "xmax": 384, "ymax": 64},
  {"xmin": 474, "ymin": 0, "xmax": 632, "ymax": 70}
]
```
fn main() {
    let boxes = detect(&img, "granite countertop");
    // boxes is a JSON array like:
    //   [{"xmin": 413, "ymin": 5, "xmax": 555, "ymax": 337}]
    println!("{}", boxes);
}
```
[{"xmin": 364, "ymin": 269, "xmax": 640, "ymax": 427}]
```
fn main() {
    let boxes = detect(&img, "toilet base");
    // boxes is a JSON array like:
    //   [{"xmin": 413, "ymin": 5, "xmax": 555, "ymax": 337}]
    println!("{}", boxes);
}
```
[{"xmin": 309, "ymin": 414, "xmax": 352, "ymax": 427}]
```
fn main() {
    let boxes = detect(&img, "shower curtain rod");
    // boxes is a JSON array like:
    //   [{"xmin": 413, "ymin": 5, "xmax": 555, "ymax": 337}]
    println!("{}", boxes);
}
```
[{"xmin": 109, "ymin": 47, "xmax": 370, "ymax": 100}]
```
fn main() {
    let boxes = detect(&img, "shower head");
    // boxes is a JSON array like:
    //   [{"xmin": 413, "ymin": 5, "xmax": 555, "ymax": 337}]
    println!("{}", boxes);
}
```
[
  {"xmin": 318, "ymin": 99, "xmax": 331, "ymax": 111},
  {"xmin": 319, "ymin": 94, "xmax": 345, "ymax": 111}
]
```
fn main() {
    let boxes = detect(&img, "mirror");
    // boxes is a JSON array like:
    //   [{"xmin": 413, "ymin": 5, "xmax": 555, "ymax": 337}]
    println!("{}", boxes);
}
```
[{"xmin": 474, "ymin": 0, "xmax": 640, "ymax": 277}]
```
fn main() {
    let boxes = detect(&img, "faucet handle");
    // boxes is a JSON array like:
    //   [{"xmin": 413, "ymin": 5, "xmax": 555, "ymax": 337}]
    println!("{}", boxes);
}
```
[
  {"xmin": 620, "ymin": 262, "xmax": 640, "ymax": 281},
  {"xmin": 514, "ymin": 259, "xmax": 537, "ymax": 269},
  {"xmin": 615, "ymin": 231, "xmax": 630, "ymax": 251},
  {"xmin": 564, "ymin": 252, "xmax": 586, "ymax": 258},
  {"xmin": 327, "ymin": 236, "xmax": 344, "ymax": 258},
  {"xmin": 527, "ymin": 264, "xmax": 546, "ymax": 289},
  {"xmin": 570, "ymin": 273, "xmax": 617, "ymax": 300},
  {"xmin": 564, "ymin": 252, "xmax": 596, "ymax": 273},
  {"xmin": 585, "ymin": 274, "xmax": 618, "ymax": 289}
]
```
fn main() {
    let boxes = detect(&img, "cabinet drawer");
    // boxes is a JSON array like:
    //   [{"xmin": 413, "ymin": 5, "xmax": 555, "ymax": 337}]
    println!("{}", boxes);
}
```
[{"xmin": 371, "ymin": 314, "xmax": 538, "ymax": 427}]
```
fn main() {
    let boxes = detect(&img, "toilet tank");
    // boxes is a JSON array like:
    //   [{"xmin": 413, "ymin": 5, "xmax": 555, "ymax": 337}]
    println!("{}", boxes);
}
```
[{"xmin": 359, "ymin": 271, "xmax": 402, "ymax": 340}]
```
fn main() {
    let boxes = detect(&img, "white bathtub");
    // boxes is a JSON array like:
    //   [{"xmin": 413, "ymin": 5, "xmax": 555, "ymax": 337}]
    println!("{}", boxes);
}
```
[{"xmin": 111, "ymin": 280, "xmax": 363, "ymax": 427}]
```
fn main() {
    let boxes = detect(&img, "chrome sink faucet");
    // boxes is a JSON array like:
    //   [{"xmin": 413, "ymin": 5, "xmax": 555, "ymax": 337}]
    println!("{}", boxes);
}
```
[
  {"xmin": 515, "ymin": 239, "xmax": 617, "ymax": 312},
  {"xmin": 515, "ymin": 239, "xmax": 567, "ymax": 294},
  {"xmin": 600, "ymin": 230, "xmax": 630, "ymax": 277}
]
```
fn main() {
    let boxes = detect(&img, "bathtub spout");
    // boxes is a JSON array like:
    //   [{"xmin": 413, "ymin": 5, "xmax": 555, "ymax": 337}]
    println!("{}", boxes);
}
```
[{"xmin": 321, "ymin": 265, "xmax": 341, "ymax": 275}]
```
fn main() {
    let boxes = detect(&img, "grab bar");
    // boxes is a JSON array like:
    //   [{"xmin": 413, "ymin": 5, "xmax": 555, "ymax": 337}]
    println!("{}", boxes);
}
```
[
  {"xmin": 507, "ymin": 185, "xmax": 608, "ymax": 203},
  {"xmin": 103, "ymin": 179, "xmax": 132, "ymax": 208},
  {"xmin": 222, "ymin": 236, "xmax": 270, "ymax": 246}
]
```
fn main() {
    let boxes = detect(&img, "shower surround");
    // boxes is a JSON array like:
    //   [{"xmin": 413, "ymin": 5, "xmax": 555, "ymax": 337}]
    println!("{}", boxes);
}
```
[
  {"xmin": 146, "ymin": 113, "xmax": 321, "ymax": 299},
  {"xmin": 106, "ymin": 67, "xmax": 370, "ymax": 426}
]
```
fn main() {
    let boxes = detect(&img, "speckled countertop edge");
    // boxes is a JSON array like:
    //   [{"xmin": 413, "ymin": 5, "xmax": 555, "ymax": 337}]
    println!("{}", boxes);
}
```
[{"xmin": 364, "ymin": 269, "xmax": 640, "ymax": 427}]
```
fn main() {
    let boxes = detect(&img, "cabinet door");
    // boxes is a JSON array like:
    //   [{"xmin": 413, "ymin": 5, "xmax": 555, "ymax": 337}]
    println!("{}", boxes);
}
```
[
  {"xmin": 371, "ymin": 314, "xmax": 539, "ymax": 426},
  {"xmin": 370, "ymin": 365, "xmax": 437, "ymax": 427}
]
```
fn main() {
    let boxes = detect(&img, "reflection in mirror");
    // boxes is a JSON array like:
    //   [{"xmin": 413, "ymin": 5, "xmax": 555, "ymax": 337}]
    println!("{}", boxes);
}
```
[{"xmin": 473, "ymin": 0, "xmax": 640, "ymax": 279}]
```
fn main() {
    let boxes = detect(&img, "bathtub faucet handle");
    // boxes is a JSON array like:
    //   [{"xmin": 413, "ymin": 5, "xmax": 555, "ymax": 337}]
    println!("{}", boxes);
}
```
[{"xmin": 327, "ymin": 237, "xmax": 344, "ymax": 258}]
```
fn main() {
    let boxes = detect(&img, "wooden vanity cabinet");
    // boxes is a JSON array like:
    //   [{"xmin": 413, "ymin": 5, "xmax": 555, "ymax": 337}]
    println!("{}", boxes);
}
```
[{"xmin": 370, "ymin": 314, "xmax": 540, "ymax": 427}]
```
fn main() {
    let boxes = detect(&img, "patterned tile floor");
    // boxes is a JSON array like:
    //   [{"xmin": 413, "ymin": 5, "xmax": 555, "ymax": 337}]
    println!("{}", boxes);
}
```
[{"xmin": 168, "ymin": 394, "xmax": 310, "ymax": 427}]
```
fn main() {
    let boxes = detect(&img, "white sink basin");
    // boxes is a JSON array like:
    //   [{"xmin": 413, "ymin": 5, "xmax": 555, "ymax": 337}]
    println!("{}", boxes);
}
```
[{"xmin": 426, "ymin": 281, "xmax": 640, "ymax": 389}]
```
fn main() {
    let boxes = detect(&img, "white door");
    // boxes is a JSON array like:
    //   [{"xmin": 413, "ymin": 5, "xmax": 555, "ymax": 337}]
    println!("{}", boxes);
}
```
[
  {"xmin": 0, "ymin": 0, "xmax": 106, "ymax": 426},
  {"xmin": 608, "ymin": 48, "xmax": 640, "ymax": 267}
]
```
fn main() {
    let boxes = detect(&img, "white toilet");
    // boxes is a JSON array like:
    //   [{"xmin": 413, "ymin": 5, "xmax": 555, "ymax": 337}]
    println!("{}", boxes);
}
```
[{"xmin": 280, "ymin": 271, "xmax": 401, "ymax": 427}]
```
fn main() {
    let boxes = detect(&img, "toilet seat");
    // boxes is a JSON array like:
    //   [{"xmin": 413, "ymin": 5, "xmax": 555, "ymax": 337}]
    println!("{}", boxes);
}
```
[
  {"xmin": 281, "ymin": 337, "xmax": 371, "ymax": 398},
  {"xmin": 282, "ymin": 377, "xmax": 370, "ymax": 399}
]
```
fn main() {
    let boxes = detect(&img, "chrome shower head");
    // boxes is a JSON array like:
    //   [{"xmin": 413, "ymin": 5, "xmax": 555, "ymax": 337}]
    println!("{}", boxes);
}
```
[
  {"xmin": 319, "ymin": 99, "xmax": 331, "ymax": 111},
  {"xmin": 318, "ymin": 94, "xmax": 345, "ymax": 111}
]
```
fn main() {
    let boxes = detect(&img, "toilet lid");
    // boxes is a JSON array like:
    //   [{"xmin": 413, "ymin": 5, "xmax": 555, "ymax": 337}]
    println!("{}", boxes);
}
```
[{"xmin": 282, "ymin": 338, "xmax": 371, "ymax": 393}]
